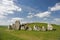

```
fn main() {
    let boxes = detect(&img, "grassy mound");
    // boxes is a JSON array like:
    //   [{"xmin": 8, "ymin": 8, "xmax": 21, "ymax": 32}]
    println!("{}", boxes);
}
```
[{"xmin": 0, "ymin": 23, "xmax": 60, "ymax": 40}]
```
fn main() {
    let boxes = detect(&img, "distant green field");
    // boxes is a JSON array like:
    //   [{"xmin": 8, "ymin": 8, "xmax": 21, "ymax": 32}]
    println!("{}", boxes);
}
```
[{"xmin": 0, "ymin": 23, "xmax": 60, "ymax": 40}]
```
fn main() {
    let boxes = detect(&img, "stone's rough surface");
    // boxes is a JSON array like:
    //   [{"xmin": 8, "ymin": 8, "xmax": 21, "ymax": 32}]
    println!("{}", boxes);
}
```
[
  {"xmin": 15, "ymin": 20, "xmax": 20, "ymax": 30},
  {"xmin": 25, "ymin": 27, "xmax": 32, "ymax": 31},
  {"xmin": 33, "ymin": 25, "xmax": 37, "ymax": 31},
  {"xmin": 8, "ymin": 20, "xmax": 27, "ymax": 30},
  {"xmin": 41, "ymin": 26, "xmax": 46, "ymax": 31},
  {"xmin": 47, "ymin": 24, "xmax": 53, "ymax": 30},
  {"xmin": 12, "ymin": 24, "xmax": 15, "ymax": 30},
  {"xmin": 8, "ymin": 25, "xmax": 12, "ymax": 30},
  {"xmin": 8, "ymin": 20, "xmax": 21, "ymax": 30},
  {"xmin": 33, "ymin": 25, "xmax": 40, "ymax": 31},
  {"xmin": 25, "ymin": 26, "xmax": 29, "ymax": 30},
  {"xmin": 21, "ymin": 25, "xmax": 25, "ymax": 30},
  {"xmin": 28, "ymin": 27, "xmax": 32, "ymax": 31},
  {"xmin": 8, "ymin": 20, "xmax": 54, "ymax": 31}
]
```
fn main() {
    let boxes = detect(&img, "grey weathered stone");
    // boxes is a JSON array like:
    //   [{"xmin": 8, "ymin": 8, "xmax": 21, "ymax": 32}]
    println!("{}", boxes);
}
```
[
  {"xmin": 33, "ymin": 25, "xmax": 40, "ymax": 31},
  {"xmin": 33, "ymin": 25, "xmax": 37, "ymax": 31},
  {"xmin": 15, "ymin": 20, "xmax": 20, "ymax": 30},
  {"xmin": 41, "ymin": 26, "xmax": 46, "ymax": 31},
  {"xmin": 25, "ymin": 26, "xmax": 29, "ymax": 30},
  {"xmin": 28, "ymin": 27, "xmax": 32, "ymax": 31},
  {"xmin": 8, "ymin": 20, "xmax": 55, "ymax": 31},
  {"xmin": 8, "ymin": 25, "xmax": 12, "ymax": 30},
  {"xmin": 8, "ymin": 20, "xmax": 21, "ymax": 30},
  {"xmin": 47, "ymin": 24, "xmax": 53, "ymax": 30},
  {"xmin": 21, "ymin": 26, "xmax": 25, "ymax": 30},
  {"xmin": 12, "ymin": 24, "xmax": 15, "ymax": 30}
]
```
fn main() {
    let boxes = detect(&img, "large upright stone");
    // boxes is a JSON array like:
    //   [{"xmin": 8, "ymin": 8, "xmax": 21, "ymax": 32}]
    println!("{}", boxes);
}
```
[
  {"xmin": 33, "ymin": 25, "xmax": 37, "ymax": 31},
  {"xmin": 47, "ymin": 24, "xmax": 53, "ymax": 30},
  {"xmin": 8, "ymin": 25, "xmax": 12, "ymax": 30},
  {"xmin": 12, "ymin": 24, "xmax": 15, "ymax": 30},
  {"xmin": 15, "ymin": 20, "xmax": 20, "ymax": 30},
  {"xmin": 33, "ymin": 25, "xmax": 40, "ymax": 31},
  {"xmin": 41, "ymin": 26, "xmax": 46, "ymax": 31},
  {"xmin": 21, "ymin": 25, "xmax": 25, "ymax": 30},
  {"xmin": 28, "ymin": 27, "xmax": 32, "ymax": 31},
  {"xmin": 25, "ymin": 26, "xmax": 32, "ymax": 31}
]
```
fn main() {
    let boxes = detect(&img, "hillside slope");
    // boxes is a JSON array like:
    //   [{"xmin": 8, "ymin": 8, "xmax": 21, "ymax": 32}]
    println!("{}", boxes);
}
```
[{"xmin": 0, "ymin": 23, "xmax": 60, "ymax": 40}]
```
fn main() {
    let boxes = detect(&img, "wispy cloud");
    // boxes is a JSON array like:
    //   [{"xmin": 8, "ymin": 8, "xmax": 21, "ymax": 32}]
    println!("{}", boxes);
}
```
[
  {"xmin": 0, "ymin": 0, "xmax": 22, "ymax": 18},
  {"xmin": 0, "ymin": 0, "xmax": 60, "ymax": 25},
  {"xmin": 35, "ymin": 11, "xmax": 51, "ymax": 18},
  {"xmin": 54, "ymin": 18, "xmax": 60, "ymax": 22},
  {"xmin": 0, "ymin": 15, "xmax": 6, "ymax": 18},
  {"xmin": 0, "ymin": 0, "xmax": 22, "ymax": 25},
  {"xmin": 9, "ymin": 17, "xmax": 23, "ymax": 23},
  {"xmin": 50, "ymin": 3, "xmax": 60, "ymax": 11}
]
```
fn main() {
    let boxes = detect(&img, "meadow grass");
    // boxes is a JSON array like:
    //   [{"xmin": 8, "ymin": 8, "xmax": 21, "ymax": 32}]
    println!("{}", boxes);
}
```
[{"xmin": 0, "ymin": 23, "xmax": 60, "ymax": 40}]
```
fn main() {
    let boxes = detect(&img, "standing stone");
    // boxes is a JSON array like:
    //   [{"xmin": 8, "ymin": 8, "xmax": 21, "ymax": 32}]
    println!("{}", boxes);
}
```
[
  {"xmin": 25, "ymin": 26, "xmax": 29, "ymax": 30},
  {"xmin": 12, "ymin": 24, "xmax": 15, "ymax": 30},
  {"xmin": 33, "ymin": 25, "xmax": 37, "ymax": 31},
  {"xmin": 8, "ymin": 25, "xmax": 12, "ymax": 30},
  {"xmin": 15, "ymin": 20, "xmax": 20, "ymax": 30},
  {"xmin": 33, "ymin": 25, "xmax": 40, "ymax": 31},
  {"xmin": 28, "ymin": 27, "xmax": 32, "ymax": 31},
  {"xmin": 41, "ymin": 26, "xmax": 46, "ymax": 31},
  {"xmin": 21, "ymin": 25, "xmax": 25, "ymax": 30},
  {"xmin": 47, "ymin": 24, "xmax": 53, "ymax": 30}
]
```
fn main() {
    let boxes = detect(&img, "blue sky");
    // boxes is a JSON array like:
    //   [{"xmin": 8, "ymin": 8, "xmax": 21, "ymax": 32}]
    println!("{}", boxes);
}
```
[{"xmin": 0, "ymin": 0, "xmax": 60, "ymax": 25}]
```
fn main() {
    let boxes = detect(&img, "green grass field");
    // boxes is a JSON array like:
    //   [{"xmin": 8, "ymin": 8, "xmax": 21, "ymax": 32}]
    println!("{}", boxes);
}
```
[{"xmin": 0, "ymin": 23, "xmax": 60, "ymax": 40}]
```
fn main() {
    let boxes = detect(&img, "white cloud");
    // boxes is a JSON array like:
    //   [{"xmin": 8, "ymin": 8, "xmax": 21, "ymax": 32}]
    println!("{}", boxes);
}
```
[
  {"xmin": 50, "ymin": 3, "xmax": 60, "ymax": 11},
  {"xmin": 21, "ymin": 21, "xmax": 35, "ymax": 24},
  {"xmin": 10, "ymin": 17, "xmax": 23, "ymax": 24},
  {"xmin": 27, "ymin": 12, "xmax": 35, "ymax": 18},
  {"xmin": 17, "ymin": 8, "xmax": 22, "ymax": 11},
  {"xmin": 35, "ymin": 11, "xmax": 51, "ymax": 18},
  {"xmin": 0, "ymin": 0, "xmax": 22, "ymax": 18},
  {"xmin": 28, "ymin": 12, "xmax": 32, "ymax": 15},
  {"xmin": 0, "ymin": 19, "xmax": 10, "ymax": 25},
  {"xmin": 43, "ymin": 18, "xmax": 47, "ymax": 20},
  {"xmin": 0, "ymin": 15, "xmax": 6, "ymax": 18},
  {"xmin": 21, "ymin": 21, "xmax": 28, "ymax": 24},
  {"xmin": 54, "ymin": 18, "xmax": 60, "ymax": 22},
  {"xmin": 11, "ymin": 17, "xmax": 23, "ymax": 22},
  {"xmin": 0, "ymin": 21, "xmax": 8, "ymax": 25},
  {"xmin": 27, "ymin": 15, "xmax": 33, "ymax": 18},
  {"xmin": 50, "ymin": 18, "xmax": 60, "ymax": 25}
]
